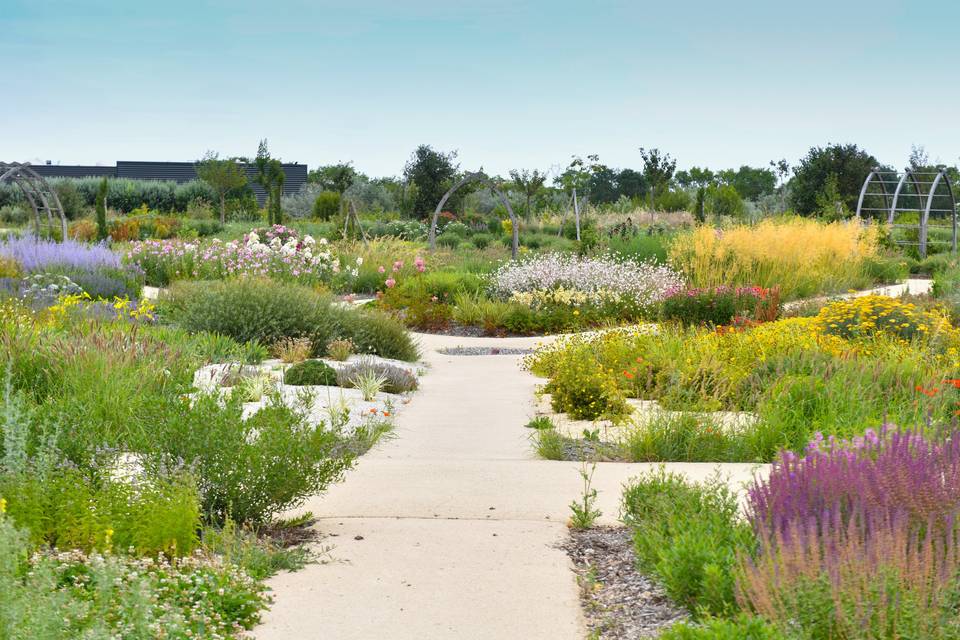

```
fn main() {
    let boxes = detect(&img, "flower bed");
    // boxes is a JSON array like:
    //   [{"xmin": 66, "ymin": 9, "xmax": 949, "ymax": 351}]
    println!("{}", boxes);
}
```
[
  {"xmin": 626, "ymin": 428, "xmax": 960, "ymax": 639},
  {"xmin": 126, "ymin": 226, "xmax": 339, "ymax": 287},
  {"xmin": 526, "ymin": 295, "xmax": 960, "ymax": 461}
]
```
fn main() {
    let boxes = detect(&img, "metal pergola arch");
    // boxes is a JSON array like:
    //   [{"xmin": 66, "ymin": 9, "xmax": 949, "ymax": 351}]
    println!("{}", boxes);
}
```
[
  {"xmin": 0, "ymin": 162, "xmax": 68, "ymax": 240},
  {"xmin": 428, "ymin": 171, "xmax": 520, "ymax": 259},
  {"xmin": 856, "ymin": 167, "xmax": 957, "ymax": 258}
]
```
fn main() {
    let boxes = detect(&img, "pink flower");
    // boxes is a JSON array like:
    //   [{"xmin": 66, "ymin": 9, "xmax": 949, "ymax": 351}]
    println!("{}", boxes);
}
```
[
  {"xmin": 414, "ymin": 256, "xmax": 425, "ymax": 272},
  {"xmin": 378, "ymin": 265, "xmax": 386, "ymax": 274},
  {"xmin": 385, "ymin": 278, "xmax": 396, "ymax": 288},
  {"xmin": 393, "ymin": 260, "xmax": 404, "ymax": 272}
]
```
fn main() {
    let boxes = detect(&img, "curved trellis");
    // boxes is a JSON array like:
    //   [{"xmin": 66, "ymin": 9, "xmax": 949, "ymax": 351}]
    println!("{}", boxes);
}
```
[
  {"xmin": 0, "ymin": 162, "xmax": 68, "ymax": 240},
  {"xmin": 428, "ymin": 172, "xmax": 519, "ymax": 259},
  {"xmin": 856, "ymin": 167, "xmax": 957, "ymax": 258}
]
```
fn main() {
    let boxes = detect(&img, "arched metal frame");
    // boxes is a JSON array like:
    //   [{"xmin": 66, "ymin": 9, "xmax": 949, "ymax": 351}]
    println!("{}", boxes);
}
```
[
  {"xmin": 428, "ymin": 172, "xmax": 519, "ymax": 259},
  {"xmin": 856, "ymin": 167, "xmax": 957, "ymax": 258},
  {"xmin": 0, "ymin": 162, "xmax": 68, "ymax": 240}
]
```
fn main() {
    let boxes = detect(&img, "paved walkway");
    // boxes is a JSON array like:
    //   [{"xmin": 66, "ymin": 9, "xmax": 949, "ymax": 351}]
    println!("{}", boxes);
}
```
[{"xmin": 255, "ymin": 332, "xmax": 762, "ymax": 640}]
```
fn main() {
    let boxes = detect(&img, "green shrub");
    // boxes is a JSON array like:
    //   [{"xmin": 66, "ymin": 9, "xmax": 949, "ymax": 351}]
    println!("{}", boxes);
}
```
[
  {"xmin": 622, "ymin": 468, "xmax": 751, "ymax": 618},
  {"xmin": 659, "ymin": 616, "xmax": 785, "ymax": 639},
  {"xmin": 545, "ymin": 344, "xmax": 628, "ymax": 420},
  {"xmin": 283, "ymin": 360, "xmax": 337, "ymax": 386},
  {"xmin": 471, "ymin": 233, "xmax": 493, "ymax": 249},
  {"xmin": 312, "ymin": 191, "xmax": 341, "ymax": 220},
  {"xmin": 144, "ymin": 393, "xmax": 353, "ymax": 525},
  {"xmin": 161, "ymin": 278, "xmax": 418, "ymax": 361},
  {"xmin": 437, "ymin": 234, "xmax": 461, "ymax": 249}
]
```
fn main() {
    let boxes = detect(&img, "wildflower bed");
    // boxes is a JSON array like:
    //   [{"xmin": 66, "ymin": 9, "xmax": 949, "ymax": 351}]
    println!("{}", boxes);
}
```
[{"xmin": 526, "ymin": 295, "xmax": 960, "ymax": 462}]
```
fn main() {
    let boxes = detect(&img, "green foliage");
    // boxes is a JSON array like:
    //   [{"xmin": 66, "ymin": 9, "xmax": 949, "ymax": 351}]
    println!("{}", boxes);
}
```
[
  {"xmin": 659, "ymin": 615, "xmax": 786, "ymax": 640},
  {"xmin": 144, "ymin": 393, "xmax": 353, "ymax": 525},
  {"xmin": 95, "ymin": 177, "xmax": 109, "ymax": 241},
  {"xmin": 283, "ymin": 360, "xmax": 338, "ymax": 386},
  {"xmin": 790, "ymin": 143, "xmax": 879, "ymax": 215},
  {"xmin": 202, "ymin": 519, "xmax": 313, "ymax": 581},
  {"xmin": 706, "ymin": 184, "xmax": 745, "ymax": 218},
  {"xmin": 545, "ymin": 344, "xmax": 629, "ymax": 420},
  {"xmin": 0, "ymin": 515, "xmax": 267, "ymax": 639},
  {"xmin": 196, "ymin": 152, "xmax": 248, "ymax": 224},
  {"xmin": 403, "ymin": 144, "xmax": 459, "ymax": 218},
  {"xmin": 163, "ymin": 279, "xmax": 418, "ymax": 361},
  {"xmin": 312, "ymin": 190, "xmax": 341, "ymax": 220},
  {"xmin": 622, "ymin": 468, "xmax": 751, "ymax": 618}
]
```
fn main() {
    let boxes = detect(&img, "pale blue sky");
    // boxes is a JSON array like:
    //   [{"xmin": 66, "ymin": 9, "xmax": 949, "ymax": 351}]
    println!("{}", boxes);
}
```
[{"xmin": 2, "ymin": 0, "xmax": 958, "ymax": 178}]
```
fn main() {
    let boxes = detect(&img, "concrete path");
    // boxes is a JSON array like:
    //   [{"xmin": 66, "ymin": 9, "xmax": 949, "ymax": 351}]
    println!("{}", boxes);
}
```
[{"xmin": 255, "ymin": 332, "xmax": 763, "ymax": 640}]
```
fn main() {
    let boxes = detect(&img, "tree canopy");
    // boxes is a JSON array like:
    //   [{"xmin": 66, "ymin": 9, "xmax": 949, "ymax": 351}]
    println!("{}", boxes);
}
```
[
  {"xmin": 789, "ymin": 143, "xmax": 878, "ymax": 215},
  {"xmin": 403, "ymin": 145, "xmax": 459, "ymax": 218}
]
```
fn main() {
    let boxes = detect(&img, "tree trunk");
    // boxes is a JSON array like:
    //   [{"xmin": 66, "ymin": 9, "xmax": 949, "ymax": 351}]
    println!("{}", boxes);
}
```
[{"xmin": 525, "ymin": 193, "xmax": 531, "ymax": 222}]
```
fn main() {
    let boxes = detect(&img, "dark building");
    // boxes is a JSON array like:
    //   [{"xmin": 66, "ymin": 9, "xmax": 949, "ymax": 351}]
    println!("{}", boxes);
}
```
[{"xmin": 32, "ymin": 160, "xmax": 308, "ymax": 206}]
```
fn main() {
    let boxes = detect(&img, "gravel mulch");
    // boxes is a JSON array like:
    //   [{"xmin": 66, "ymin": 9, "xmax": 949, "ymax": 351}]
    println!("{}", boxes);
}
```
[
  {"xmin": 436, "ymin": 346, "xmax": 534, "ymax": 356},
  {"xmin": 562, "ymin": 527, "xmax": 687, "ymax": 639}
]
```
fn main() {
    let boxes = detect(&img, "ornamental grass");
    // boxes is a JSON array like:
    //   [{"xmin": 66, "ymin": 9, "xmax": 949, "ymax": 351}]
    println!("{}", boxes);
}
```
[{"xmin": 669, "ymin": 218, "xmax": 880, "ymax": 300}]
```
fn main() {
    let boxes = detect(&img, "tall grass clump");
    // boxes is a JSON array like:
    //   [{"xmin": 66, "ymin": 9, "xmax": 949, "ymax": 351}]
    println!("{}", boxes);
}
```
[{"xmin": 669, "ymin": 218, "xmax": 880, "ymax": 300}]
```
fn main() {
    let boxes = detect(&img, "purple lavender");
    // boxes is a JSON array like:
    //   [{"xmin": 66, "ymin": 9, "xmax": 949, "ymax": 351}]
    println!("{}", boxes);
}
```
[{"xmin": 0, "ymin": 236, "xmax": 122, "ymax": 273}]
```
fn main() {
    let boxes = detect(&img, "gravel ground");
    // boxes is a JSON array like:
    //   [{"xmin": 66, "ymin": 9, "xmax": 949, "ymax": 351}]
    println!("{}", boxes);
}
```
[
  {"xmin": 562, "ymin": 527, "xmax": 687, "ymax": 639},
  {"xmin": 436, "ymin": 346, "xmax": 535, "ymax": 356}
]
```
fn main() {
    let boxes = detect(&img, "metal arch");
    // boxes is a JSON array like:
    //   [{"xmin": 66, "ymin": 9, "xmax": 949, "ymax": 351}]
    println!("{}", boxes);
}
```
[
  {"xmin": 933, "ymin": 169, "xmax": 958, "ymax": 253},
  {"xmin": 888, "ymin": 171, "xmax": 909, "ymax": 223},
  {"xmin": 0, "ymin": 162, "xmax": 68, "ymax": 240},
  {"xmin": 919, "ymin": 170, "xmax": 944, "ymax": 257},
  {"xmin": 906, "ymin": 169, "xmax": 926, "ymax": 217},
  {"xmin": 855, "ymin": 169, "xmax": 876, "ymax": 219},
  {"xmin": 428, "ymin": 171, "xmax": 520, "ymax": 259}
]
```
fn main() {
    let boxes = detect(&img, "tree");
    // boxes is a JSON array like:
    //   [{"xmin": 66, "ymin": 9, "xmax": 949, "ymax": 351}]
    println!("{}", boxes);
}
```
[
  {"xmin": 197, "ymin": 151, "xmax": 248, "ymax": 223},
  {"xmin": 790, "ymin": 144, "xmax": 879, "ymax": 215},
  {"xmin": 554, "ymin": 155, "xmax": 598, "ymax": 196},
  {"xmin": 308, "ymin": 162, "xmax": 360, "ymax": 194},
  {"xmin": 769, "ymin": 159, "xmax": 790, "ymax": 211},
  {"xmin": 586, "ymin": 164, "xmax": 619, "ymax": 204},
  {"xmin": 254, "ymin": 139, "xmax": 286, "ymax": 225},
  {"xmin": 676, "ymin": 166, "xmax": 714, "ymax": 190},
  {"xmin": 639, "ymin": 147, "xmax": 676, "ymax": 211},
  {"xmin": 403, "ymin": 145, "xmax": 458, "ymax": 219},
  {"xmin": 909, "ymin": 144, "xmax": 930, "ymax": 171},
  {"xmin": 95, "ymin": 177, "xmax": 109, "ymax": 241},
  {"xmin": 313, "ymin": 191, "xmax": 341, "ymax": 220},
  {"xmin": 723, "ymin": 165, "xmax": 776, "ymax": 201},
  {"xmin": 616, "ymin": 168, "xmax": 647, "ymax": 200},
  {"xmin": 509, "ymin": 169, "xmax": 547, "ymax": 221}
]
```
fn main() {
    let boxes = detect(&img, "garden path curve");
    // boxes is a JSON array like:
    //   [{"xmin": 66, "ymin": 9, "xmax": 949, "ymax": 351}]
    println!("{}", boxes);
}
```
[{"xmin": 254, "ymin": 332, "xmax": 761, "ymax": 640}]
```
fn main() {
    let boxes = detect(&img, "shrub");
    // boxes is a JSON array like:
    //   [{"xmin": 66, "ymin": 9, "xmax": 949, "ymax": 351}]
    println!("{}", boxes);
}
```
[
  {"xmin": 144, "ymin": 393, "xmax": 353, "ymax": 525},
  {"xmin": 162, "ymin": 278, "xmax": 418, "ymax": 362},
  {"xmin": 622, "ymin": 468, "xmax": 751, "ymax": 618},
  {"xmin": 659, "ymin": 616, "xmax": 785, "ymax": 640},
  {"xmin": 0, "ymin": 236, "xmax": 122, "ymax": 274},
  {"xmin": 669, "ymin": 218, "xmax": 880, "ymax": 300},
  {"xmin": 271, "ymin": 337, "xmax": 312, "ymax": 363},
  {"xmin": 335, "ymin": 358, "xmax": 418, "ymax": 394},
  {"xmin": 326, "ymin": 338, "xmax": 354, "ymax": 361},
  {"xmin": 471, "ymin": 233, "xmax": 492, "ymax": 249},
  {"xmin": 813, "ymin": 294, "xmax": 953, "ymax": 343},
  {"xmin": 545, "ymin": 343, "xmax": 628, "ymax": 420},
  {"xmin": 437, "ymin": 234, "xmax": 461, "ymax": 249},
  {"xmin": 660, "ymin": 286, "xmax": 780, "ymax": 327},
  {"xmin": 312, "ymin": 191, "xmax": 341, "ymax": 220},
  {"xmin": 162, "ymin": 278, "xmax": 331, "ymax": 346},
  {"xmin": 283, "ymin": 360, "xmax": 338, "ymax": 386}
]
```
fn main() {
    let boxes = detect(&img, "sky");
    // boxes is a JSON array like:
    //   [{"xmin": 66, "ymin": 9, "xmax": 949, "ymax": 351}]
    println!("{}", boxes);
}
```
[{"xmin": 2, "ymin": 0, "xmax": 959, "ymax": 180}]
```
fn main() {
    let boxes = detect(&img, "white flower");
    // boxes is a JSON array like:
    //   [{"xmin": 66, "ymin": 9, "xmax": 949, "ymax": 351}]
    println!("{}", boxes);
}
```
[
  {"xmin": 303, "ymin": 235, "xmax": 316, "ymax": 246},
  {"xmin": 246, "ymin": 232, "xmax": 260, "ymax": 245},
  {"xmin": 355, "ymin": 256, "xmax": 363, "ymax": 266},
  {"xmin": 319, "ymin": 238, "xmax": 328, "ymax": 246},
  {"xmin": 269, "ymin": 237, "xmax": 282, "ymax": 250}
]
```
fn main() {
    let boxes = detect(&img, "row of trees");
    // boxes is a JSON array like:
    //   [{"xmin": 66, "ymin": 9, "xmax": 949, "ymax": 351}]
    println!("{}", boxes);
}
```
[{"xmin": 190, "ymin": 141, "xmax": 958, "ymax": 223}]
